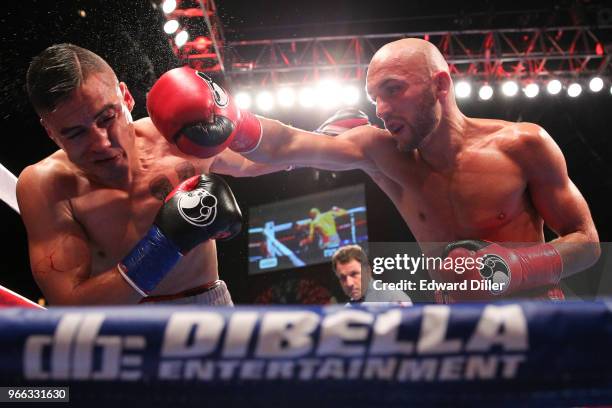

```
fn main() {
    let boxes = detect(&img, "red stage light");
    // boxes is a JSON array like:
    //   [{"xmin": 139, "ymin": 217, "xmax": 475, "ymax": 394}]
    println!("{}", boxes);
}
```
[{"xmin": 194, "ymin": 36, "xmax": 212, "ymax": 51}]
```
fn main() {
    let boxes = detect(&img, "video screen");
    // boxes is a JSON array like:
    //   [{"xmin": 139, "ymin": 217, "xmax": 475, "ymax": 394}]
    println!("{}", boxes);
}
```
[{"xmin": 248, "ymin": 184, "xmax": 368, "ymax": 275}]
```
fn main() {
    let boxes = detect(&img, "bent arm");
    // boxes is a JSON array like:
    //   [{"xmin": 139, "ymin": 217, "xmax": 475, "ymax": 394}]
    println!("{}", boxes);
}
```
[
  {"xmin": 243, "ymin": 117, "xmax": 378, "ymax": 172},
  {"xmin": 516, "ymin": 124, "xmax": 600, "ymax": 278},
  {"xmin": 17, "ymin": 167, "xmax": 141, "ymax": 305}
]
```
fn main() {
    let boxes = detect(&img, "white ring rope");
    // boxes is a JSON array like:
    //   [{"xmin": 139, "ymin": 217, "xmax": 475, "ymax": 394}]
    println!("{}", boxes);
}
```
[{"xmin": 0, "ymin": 162, "xmax": 19, "ymax": 213}]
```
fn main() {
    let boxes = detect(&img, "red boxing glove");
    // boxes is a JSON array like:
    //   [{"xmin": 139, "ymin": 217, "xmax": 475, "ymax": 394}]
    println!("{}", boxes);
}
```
[
  {"xmin": 436, "ymin": 240, "xmax": 563, "ymax": 303},
  {"xmin": 146, "ymin": 66, "xmax": 262, "ymax": 158}
]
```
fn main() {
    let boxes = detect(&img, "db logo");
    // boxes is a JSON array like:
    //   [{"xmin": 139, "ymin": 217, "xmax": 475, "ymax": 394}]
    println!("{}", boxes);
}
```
[{"xmin": 23, "ymin": 313, "xmax": 145, "ymax": 380}]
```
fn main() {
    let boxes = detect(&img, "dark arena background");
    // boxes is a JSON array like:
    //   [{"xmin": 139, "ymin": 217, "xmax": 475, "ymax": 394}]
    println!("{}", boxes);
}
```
[{"xmin": 1, "ymin": 1, "xmax": 612, "ymax": 405}]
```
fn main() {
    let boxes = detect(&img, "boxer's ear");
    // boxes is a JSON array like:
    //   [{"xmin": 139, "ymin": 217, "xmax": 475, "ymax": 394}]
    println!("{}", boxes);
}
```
[
  {"xmin": 119, "ymin": 82, "xmax": 135, "ymax": 112},
  {"xmin": 432, "ymin": 71, "xmax": 452, "ymax": 99}
]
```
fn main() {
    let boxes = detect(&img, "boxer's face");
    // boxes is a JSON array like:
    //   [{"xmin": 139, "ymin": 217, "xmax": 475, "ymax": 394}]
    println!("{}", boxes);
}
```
[
  {"xmin": 40, "ymin": 73, "xmax": 135, "ymax": 185},
  {"xmin": 335, "ymin": 259, "xmax": 363, "ymax": 300},
  {"xmin": 367, "ymin": 61, "xmax": 441, "ymax": 152}
]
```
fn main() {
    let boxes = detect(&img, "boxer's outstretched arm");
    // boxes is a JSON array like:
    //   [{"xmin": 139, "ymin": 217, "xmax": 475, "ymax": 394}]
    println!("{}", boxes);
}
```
[
  {"xmin": 146, "ymin": 67, "xmax": 378, "ymax": 171},
  {"xmin": 209, "ymin": 148, "xmax": 293, "ymax": 177},
  {"xmin": 17, "ymin": 165, "xmax": 141, "ymax": 305},
  {"xmin": 513, "ymin": 123, "xmax": 601, "ymax": 278},
  {"xmin": 137, "ymin": 117, "xmax": 287, "ymax": 178},
  {"xmin": 242, "ymin": 117, "xmax": 378, "ymax": 172}
]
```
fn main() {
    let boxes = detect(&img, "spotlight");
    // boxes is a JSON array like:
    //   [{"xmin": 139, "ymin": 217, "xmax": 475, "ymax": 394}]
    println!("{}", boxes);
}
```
[
  {"xmin": 523, "ymin": 83, "xmax": 540, "ymax": 98},
  {"xmin": 316, "ymin": 80, "xmax": 341, "ymax": 109},
  {"xmin": 234, "ymin": 92, "xmax": 252, "ymax": 110},
  {"xmin": 162, "ymin": 0, "xmax": 177, "ymax": 14},
  {"xmin": 163, "ymin": 19, "xmax": 179, "ymax": 34},
  {"xmin": 546, "ymin": 79, "xmax": 562, "ymax": 95},
  {"xmin": 175, "ymin": 30, "xmax": 189, "ymax": 48},
  {"xmin": 567, "ymin": 83, "xmax": 582, "ymax": 98},
  {"xmin": 299, "ymin": 87, "xmax": 316, "ymax": 108},
  {"xmin": 501, "ymin": 81, "xmax": 519, "ymax": 97},
  {"xmin": 256, "ymin": 91, "xmax": 275, "ymax": 111},
  {"xmin": 340, "ymin": 85, "xmax": 361, "ymax": 105},
  {"xmin": 277, "ymin": 87, "xmax": 296, "ymax": 108},
  {"xmin": 589, "ymin": 77, "xmax": 604, "ymax": 92},
  {"xmin": 478, "ymin": 84, "xmax": 493, "ymax": 100},
  {"xmin": 455, "ymin": 81, "xmax": 471, "ymax": 98}
]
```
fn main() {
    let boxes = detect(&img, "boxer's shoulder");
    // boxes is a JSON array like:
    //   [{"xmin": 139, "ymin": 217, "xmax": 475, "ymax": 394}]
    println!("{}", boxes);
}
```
[
  {"xmin": 17, "ymin": 153, "xmax": 80, "ymax": 219},
  {"xmin": 18, "ymin": 152, "xmax": 79, "ymax": 196},
  {"xmin": 472, "ymin": 119, "xmax": 551, "ymax": 154},
  {"xmin": 511, "ymin": 122, "xmax": 553, "ymax": 146},
  {"xmin": 496, "ymin": 122, "xmax": 557, "ymax": 160},
  {"xmin": 134, "ymin": 116, "xmax": 166, "ymax": 146},
  {"xmin": 135, "ymin": 116, "xmax": 189, "ymax": 159}
]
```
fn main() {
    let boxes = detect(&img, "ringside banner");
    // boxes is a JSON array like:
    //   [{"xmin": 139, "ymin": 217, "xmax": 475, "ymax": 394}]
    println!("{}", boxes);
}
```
[{"xmin": 1, "ymin": 302, "xmax": 611, "ymax": 406}]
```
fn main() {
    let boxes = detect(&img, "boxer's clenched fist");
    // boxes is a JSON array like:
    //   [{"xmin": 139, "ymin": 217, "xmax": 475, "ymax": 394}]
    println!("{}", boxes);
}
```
[
  {"xmin": 118, "ymin": 174, "xmax": 242, "ymax": 296},
  {"xmin": 147, "ymin": 67, "xmax": 262, "ymax": 158},
  {"xmin": 436, "ymin": 239, "xmax": 563, "ymax": 303},
  {"xmin": 156, "ymin": 173, "xmax": 242, "ymax": 250}
]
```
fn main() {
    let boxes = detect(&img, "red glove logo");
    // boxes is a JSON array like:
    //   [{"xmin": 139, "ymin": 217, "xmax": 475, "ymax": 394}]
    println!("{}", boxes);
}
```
[{"xmin": 195, "ymin": 71, "xmax": 229, "ymax": 107}]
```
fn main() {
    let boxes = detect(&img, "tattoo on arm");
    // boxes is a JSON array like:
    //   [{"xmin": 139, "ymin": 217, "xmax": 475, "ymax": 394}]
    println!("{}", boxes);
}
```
[
  {"xmin": 175, "ymin": 161, "xmax": 196, "ymax": 181},
  {"xmin": 149, "ymin": 175, "xmax": 173, "ymax": 201}
]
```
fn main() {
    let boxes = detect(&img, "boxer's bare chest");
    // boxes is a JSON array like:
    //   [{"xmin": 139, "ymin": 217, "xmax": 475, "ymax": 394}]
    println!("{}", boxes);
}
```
[
  {"xmin": 374, "ymin": 142, "xmax": 540, "ymax": 243},
  {"xmin": 70, "ymin": 156, "xmax": 206, "ymax": 270}
]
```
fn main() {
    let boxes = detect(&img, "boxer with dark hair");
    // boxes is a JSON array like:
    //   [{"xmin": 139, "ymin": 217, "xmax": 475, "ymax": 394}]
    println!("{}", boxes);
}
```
[
  {"xmin": 148, "ymin": 38, "xmax": 600, "ymax": 303},
  {"xmin": 17, "ymin": 44, "xmax": 288, "ymax": 305}
]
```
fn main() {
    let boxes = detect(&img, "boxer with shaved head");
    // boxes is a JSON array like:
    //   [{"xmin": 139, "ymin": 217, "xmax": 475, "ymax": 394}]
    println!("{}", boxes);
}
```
[{"xmin": 149, "ymin": 38, "xmax": 600, "ymax": 302}]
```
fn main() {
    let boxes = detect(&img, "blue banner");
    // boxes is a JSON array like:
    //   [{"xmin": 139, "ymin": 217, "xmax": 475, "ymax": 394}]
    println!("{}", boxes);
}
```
[{"xmin": 1, "ymin": 301, "xmax": 611, "ymax": 406}]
